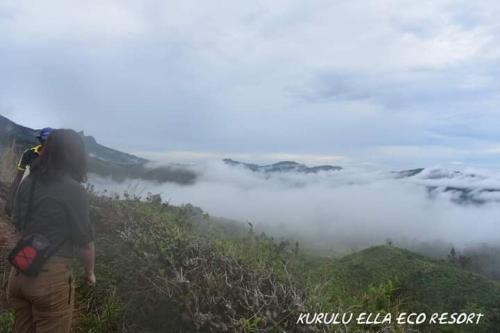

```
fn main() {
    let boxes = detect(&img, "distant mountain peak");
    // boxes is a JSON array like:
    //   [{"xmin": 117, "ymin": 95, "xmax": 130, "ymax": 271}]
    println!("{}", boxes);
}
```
[
  {"xmin": 273, "ymin": 161, "xmax": 300, "ymax": 166},
  {"xmin": 223, "ymin": 158, "xmax": 342, "ymax": 174},
  {"xmin": 393, "ymin": 168, "xmax": 424, "ymax": 178},
  {"xmin": 394, "ymin": 166, "xmax": 500, "ymax": 205}
]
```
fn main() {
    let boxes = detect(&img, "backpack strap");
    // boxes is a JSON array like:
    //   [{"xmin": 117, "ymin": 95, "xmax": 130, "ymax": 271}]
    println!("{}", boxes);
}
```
[{"xmin": 21, "ymin": 176, "xmax": 37, "ymax": 232}]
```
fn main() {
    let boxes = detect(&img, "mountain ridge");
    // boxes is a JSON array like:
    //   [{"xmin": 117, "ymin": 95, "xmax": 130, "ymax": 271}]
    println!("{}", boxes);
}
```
[
  {"xmin": 0, "ymin": 114, "xmax": 197, "ymax": 184},
  {"xmin": 223, "ymin": 158, "xmax": 342, "ymax": 174},
  {"xmin": 0, "ymin": 114, "xmax": 148, "ymax": 166}
]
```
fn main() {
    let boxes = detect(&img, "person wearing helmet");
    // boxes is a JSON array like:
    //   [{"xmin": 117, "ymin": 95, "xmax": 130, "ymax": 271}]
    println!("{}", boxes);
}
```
[{"xmin": 4, "ymin": 127, "xmax": 53, "ymax": 217}]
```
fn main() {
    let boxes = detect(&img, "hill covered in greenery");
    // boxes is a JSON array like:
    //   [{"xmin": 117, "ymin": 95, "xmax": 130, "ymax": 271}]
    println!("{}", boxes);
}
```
[{"xmin": 0, "ymin": 114, "xmax": 197, "ymax": 185}]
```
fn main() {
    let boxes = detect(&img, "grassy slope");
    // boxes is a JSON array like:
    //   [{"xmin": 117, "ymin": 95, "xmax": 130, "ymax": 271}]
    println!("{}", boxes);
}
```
[
  {"xmin": 310, "ymin": 245, "xmax": 500, "ymax": 332},
  {"xmin": 190, "ymin": 212, "xmax": 500, "ymax": 331},
  {"xmin": 203, "ymin": 217, "xmax": 500, "ymax": 312},
  {"xmin": 330, "ymin": 245, "xmax": 500, "ymax": 310}
]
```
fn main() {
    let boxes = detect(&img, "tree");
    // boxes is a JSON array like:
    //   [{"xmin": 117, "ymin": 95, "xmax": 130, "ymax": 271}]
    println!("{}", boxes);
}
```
[{"xmin": 448, "ymin": 247, "xmax": 457, "ymax": 264}]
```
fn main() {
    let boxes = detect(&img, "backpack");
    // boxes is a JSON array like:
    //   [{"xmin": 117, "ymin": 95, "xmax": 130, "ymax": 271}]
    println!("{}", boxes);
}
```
[{"xmin": 8, "ymin": 177, "xmax": 66, "ymax": 276}]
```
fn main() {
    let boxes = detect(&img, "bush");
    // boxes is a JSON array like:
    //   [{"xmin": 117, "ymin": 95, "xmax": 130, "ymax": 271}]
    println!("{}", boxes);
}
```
[
  {"xmin": 0, "ymin": 311, "xmax": 14, "ymax": 333},
  {"xmin": 79, "ymin": 192, "xmax": 315, "ymax": 332}
]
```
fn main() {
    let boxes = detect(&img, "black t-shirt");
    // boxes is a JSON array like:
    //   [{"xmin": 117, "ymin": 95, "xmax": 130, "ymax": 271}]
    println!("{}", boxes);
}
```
[{"xmin": 12, "ymin": 174, "xmax": 94, "ymax": 258}]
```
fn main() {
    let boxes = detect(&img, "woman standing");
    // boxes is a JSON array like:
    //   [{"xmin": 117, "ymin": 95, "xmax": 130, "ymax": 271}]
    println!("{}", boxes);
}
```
[{"xmin": 7, "ymin": 129, "xmax": 96, "ymax": 333}]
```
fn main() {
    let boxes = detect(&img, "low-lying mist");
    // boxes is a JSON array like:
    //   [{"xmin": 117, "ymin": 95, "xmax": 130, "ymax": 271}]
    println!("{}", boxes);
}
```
[{"xmin": 88, "ymin": 161, "xmax": 500, "ymax": 253}]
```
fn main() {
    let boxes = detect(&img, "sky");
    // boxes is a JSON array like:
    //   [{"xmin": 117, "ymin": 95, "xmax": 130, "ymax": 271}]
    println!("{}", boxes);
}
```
[{"xmin": 2, "ymin": 0, "xmax": 500, "ymax": 168}]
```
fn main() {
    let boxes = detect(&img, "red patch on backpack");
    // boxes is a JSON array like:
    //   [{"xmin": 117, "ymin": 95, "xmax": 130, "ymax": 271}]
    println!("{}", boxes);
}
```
[{"xmin": 13, "ymin": 246, "xmax": 37, "ymax": 270}]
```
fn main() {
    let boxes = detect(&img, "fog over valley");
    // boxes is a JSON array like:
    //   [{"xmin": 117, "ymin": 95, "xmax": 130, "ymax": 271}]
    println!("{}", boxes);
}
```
[{"xmin": 89, "ymin": 160, "xmax": 500, "ymax": 252}]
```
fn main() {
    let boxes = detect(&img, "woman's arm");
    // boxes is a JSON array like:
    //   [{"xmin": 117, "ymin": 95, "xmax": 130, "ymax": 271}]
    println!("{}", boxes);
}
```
[
  {"xmin": 80, "ymin": 241, "xmax": 96, "ymax": 285},
  {"xmin": 67, "ymin": 183, "xmax": 96, "ymax": 285}
]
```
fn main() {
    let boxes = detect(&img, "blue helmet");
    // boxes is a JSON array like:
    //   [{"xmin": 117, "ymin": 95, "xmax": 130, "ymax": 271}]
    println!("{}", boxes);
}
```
[{"xmin": 37, "ymin": 127, "xmax": 53, "ymax": 141}]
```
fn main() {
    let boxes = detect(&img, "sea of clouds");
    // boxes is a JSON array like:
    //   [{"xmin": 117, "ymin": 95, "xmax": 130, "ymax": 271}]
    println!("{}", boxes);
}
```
[{"xmin": 88, "ymin": 161, "xmax": 500, "ymax": 252}]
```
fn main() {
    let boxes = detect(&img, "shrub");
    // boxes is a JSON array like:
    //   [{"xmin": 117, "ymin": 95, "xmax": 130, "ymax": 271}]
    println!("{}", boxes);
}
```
[{"xmin": 79, "ymin": 193, "xmax": 315, "ymax": 332}]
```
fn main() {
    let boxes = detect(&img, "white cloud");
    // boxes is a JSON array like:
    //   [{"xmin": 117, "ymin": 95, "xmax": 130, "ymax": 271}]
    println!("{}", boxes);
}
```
[
  {"xmin": 0, "ymin": 1, "xmax": 147, "ymax": 42},
  {"xmin": 2, "ymin": 0, "xmax": 500, "ymax": 167},
  {"xmin": 89, "ymin": 161, "xmax": 500, "ymax": 250}
]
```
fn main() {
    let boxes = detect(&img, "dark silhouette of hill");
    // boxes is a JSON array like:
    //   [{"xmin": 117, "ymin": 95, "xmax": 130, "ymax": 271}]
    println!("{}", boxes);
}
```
[
  {"xmin": 223, "ymin": 158, "xmax": 342, "ymax": 174},
  {"xmin": 0, "ymin": 114, "xmax": 196, "ymax": 184}
]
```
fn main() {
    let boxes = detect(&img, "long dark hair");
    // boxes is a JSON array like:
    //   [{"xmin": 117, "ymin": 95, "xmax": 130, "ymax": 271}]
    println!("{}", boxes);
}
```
[{"xmin": 31, "ymin": 129, "xmax": 88, "ymax": 183}]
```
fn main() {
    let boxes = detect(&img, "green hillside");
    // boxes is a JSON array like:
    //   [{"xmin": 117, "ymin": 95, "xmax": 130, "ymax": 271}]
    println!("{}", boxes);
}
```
[
  {"xmin": 318, "ymin": 246, "xmax": 500, "ymax": 330},
  {"xmin": 335, "ymin": 246, "xmax": 500, "ymax": 307}
]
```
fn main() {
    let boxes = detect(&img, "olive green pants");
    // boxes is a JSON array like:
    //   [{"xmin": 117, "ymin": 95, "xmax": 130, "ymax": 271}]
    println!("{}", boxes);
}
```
[{"xmin": 6, "ymin": 257, "xmax": 74, "ymax": 333}]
